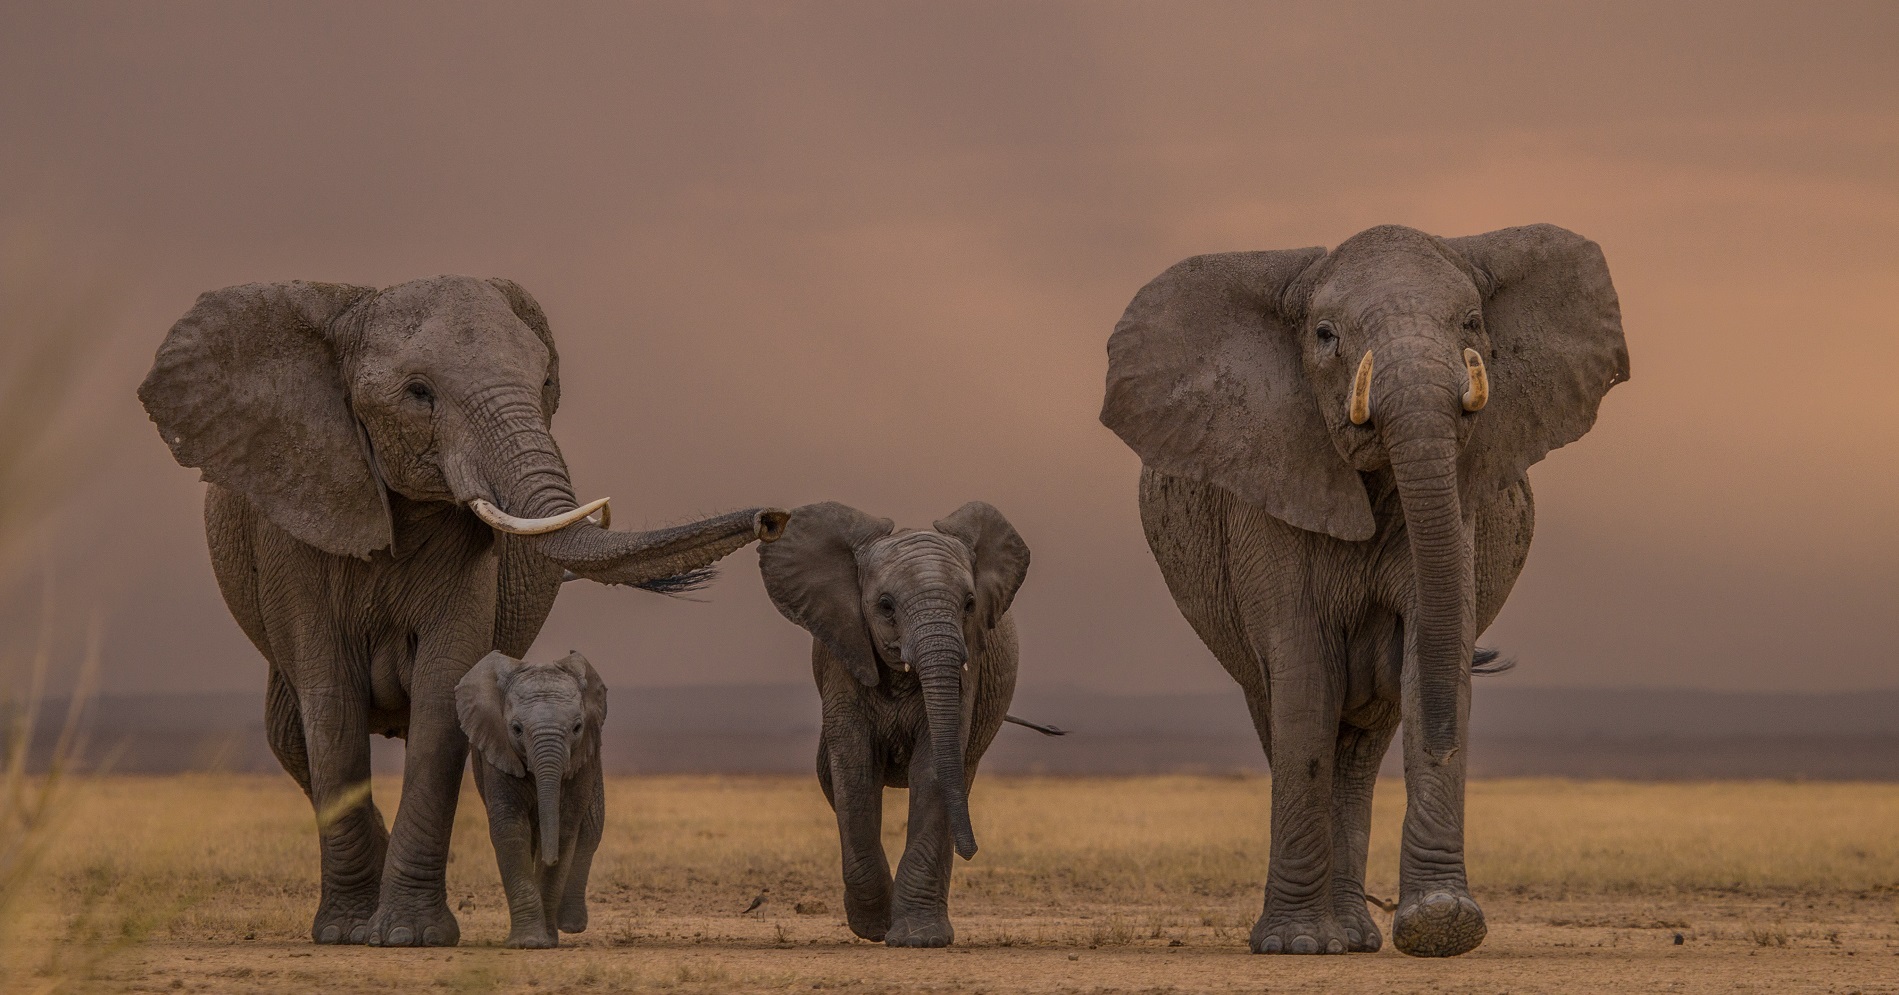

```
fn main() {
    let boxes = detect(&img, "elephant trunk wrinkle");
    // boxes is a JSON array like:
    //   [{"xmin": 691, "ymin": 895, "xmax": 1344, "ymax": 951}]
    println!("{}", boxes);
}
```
[
  {"xmin": 912, "ymin": 626, "xmax": 976, "ymax": 860},
  {"xmin": 1375, "ymin": 365, "xmax": 1471, "ymax": 763},
  {"xmin": 531, "ymin": 735, "xmax": 565, "ymax": 867}
]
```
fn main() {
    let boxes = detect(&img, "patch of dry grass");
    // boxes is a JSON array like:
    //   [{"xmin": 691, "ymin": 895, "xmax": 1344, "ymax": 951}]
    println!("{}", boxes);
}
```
[{"xmin": 8, "ymin": 774, "xmax": 1899, "ymax": 993}]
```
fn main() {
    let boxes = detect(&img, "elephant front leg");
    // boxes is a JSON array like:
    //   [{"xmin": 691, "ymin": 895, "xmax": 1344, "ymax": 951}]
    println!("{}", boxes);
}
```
[
  {"xmin": 367, "ymin": 640, "xmax": 481, "ymax": 947},
  {"xmin": 295, "ymin": 687, "xmax": 388, "ymax": 945},
  {"xmin": 1330, "ymin": 721, "xmax": 1397, "ymax": 952},
  {"xmin": 821, "ymin": 730, "xmax": 891, "ymax": 941},
  {"xmin": 1391, "ymin": 681, "xmax": 1485, "ymax": 957},
  {"xmin": 1251, "ymin": 645, "xmax": 1350, "ymax": 955},
  {"xmin": 556, "ymin": 763, "xmax": 604, "ymax": 935},
  {"xmin": 886, "ymin": 733, "xmax": 956, "ymax": 948},
  {"xmin": 479, "ymin": 773, "xmax": 556, "ymax": 948}
]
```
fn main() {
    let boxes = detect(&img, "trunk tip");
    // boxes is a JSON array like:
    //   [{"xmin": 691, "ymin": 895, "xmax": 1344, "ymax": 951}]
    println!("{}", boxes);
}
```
[
  {"xmin": 755, "ymin": 509, "xmax": 790, "ymax": 542},
  {"xmin": 954, "ymin": 836, "xmax": 978, "ymax": 860}
]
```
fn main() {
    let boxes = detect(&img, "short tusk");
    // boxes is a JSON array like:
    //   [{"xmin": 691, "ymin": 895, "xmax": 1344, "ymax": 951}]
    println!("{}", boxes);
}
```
[
  {"xmin": 1348, "ymin": 350, "xmax": 1374, "ymax": 425},
  {"xmin": 1462, "ymin": 347, "xmax": 1489, "ymax": 412},
  {"xmin": 469, "ymin": 497, "xmax": 611, "ymax": 536},
  {"xmin": 590, "ymin": 503, "xmax": 611, "ymax": 531}
]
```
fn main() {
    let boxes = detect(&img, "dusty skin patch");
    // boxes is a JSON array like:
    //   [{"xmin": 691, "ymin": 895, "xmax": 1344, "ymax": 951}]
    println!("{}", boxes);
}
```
[{"xmin": 7, "ymin": 776, "xmax": 1899, "ymax": 993}]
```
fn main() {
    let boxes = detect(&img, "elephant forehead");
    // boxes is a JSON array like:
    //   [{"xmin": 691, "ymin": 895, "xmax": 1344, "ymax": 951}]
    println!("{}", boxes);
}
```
[
  {"xmin": 506, "ymin": 667, "xmax": 582, "ymax": 703},
  {"xmin": 1315, "ymin": 228, "xmax": 1480, "ymax": 317},
  {"xmin": 370, "ymin": 278, "xmax": 537, "ymax": 345},
  {"xmin": 863, "ymin": 531, "xmax": 971, "ymax": 583}
]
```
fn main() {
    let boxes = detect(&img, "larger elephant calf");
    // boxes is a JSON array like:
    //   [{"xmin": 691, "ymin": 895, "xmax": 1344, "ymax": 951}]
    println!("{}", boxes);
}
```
[
  {"xmin": 140, "ymin": 276, "xmax": 786, "ymax": 946},
  {"xmin": 1101, "ymin": 224, "xmax": 1628, "ymax": 956}
]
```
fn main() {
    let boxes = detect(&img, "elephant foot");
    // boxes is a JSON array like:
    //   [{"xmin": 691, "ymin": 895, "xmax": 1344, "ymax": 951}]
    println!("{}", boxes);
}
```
[
  {"xmin": 1391, "ymin": 890, "xmax": 1486, "ymax": 957},
  {"xmin": 505, "ymin": 926, "xmax": 558, "ymax": 949},
  {"xmin": 365, "ymin": 888, "xmax": 460, "ymax": 947},
  {"xmin": 885, "ymin": 913, "xmax": 953, "ymax": 948},
  {"xmin": 1333, "ymin": 897, "xmax": 1384, "ymax": 953},
  {"xmin": 843, "ymin": 890, "xmax": 890, "ymax": 942},
  {"xmin": 557, "ymin": 898, "xmax": 588, "ymax": 934},
  {"xmin": 311, "ymin": 884, "xmax": 380, "ymax": 944},
  {"xmin": 1249, "ymin": 911, "xmax": 1348, "ymax": 955}
]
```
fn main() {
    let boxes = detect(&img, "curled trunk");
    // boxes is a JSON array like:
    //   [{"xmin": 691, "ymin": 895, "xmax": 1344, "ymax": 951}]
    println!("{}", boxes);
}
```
[{"xmin": 455, "ymin": 389, "xmax": 787, "ymax": 591}]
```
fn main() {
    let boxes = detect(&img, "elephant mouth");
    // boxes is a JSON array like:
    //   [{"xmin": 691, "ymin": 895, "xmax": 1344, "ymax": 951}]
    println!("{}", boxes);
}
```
[{"xmin": 469, "ymin": 496, "xmax": 611, "ymax": 535}]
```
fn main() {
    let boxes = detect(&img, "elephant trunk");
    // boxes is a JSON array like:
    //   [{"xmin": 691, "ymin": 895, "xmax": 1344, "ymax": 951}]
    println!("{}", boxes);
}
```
[
  {"xmin": 1376, "ymin": 357, "xmax": 1474, "ymax": 762},
  {"xmin": 531, "ymin": 730, "xmax": 566, "ymax": 867},
  {"xmin": 454, "ymin": 386, "xmax": 787, "ymax": 590},
  {"xmin": 906, "ymin": 606, "xmax": 977, "ymax": 860}
]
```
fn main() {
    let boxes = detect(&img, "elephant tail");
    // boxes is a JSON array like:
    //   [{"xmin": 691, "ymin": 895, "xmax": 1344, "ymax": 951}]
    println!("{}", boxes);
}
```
[
  {"xmin": 1003, "ymin": 714, "xmax": 1068, "ymax": 736},
  {"xmin": 1472, "ymin": 647, "xmax": 1517, "ymax": 676}
]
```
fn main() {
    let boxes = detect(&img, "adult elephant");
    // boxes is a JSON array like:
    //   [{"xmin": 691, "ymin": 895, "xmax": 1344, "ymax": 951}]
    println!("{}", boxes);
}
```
[
  {"xmin": 1101, "ymin": 225, "xmax": 1627, "ymax": 957},
  {"xmin": 139, "ymin": 276, "xmax": 787, "ymax": 946}
]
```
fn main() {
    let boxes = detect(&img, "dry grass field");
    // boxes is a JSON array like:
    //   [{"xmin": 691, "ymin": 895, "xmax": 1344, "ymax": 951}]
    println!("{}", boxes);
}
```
[{"xmin": 3, "ymin": 775, "xmax": 1898, "ymax": 994}]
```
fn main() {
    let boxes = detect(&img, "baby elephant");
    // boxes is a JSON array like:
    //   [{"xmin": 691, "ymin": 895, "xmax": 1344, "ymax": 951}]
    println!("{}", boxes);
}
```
[
  {"xmin": 456, "ymin": 650, "xmax": 606, "ymax": 948},
  {"xmin": 760, "ymin": 501, "xmax": 1029, "ymax": 947}
]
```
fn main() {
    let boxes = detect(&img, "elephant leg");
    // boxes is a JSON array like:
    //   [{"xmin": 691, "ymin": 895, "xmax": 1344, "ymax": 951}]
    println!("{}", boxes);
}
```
[
  {"xmin": 557, "ymin": 763, "xmax": 604, "ymax": 934},
  {"xmin": 366, "ymin": 606, "xmax": 488, "ymax": 948},
  {"xmin": 475, "ymin": 768, "xmax": 554, "ymax": 948},
  {"xmin": 295, "ymin": 683, "xmax": 387, "ymax": 945},
  {"xmin": 1391, "ymin": 669, "xmax": 1484, "ymax": 957},
  {"xmin": 265, "ymin": 667, "xmax": 312, "ymax": 796},
  {"xmin": 886, "ymin": 736, "xmax": 955, "ymax": 948},
  {"xmin": 1329, "ymin": 720, "xmax": 1397, "ymax": 952},
  {"xmin": 821, "ymin": 727, "xmax": 891, "ymax": 941}
]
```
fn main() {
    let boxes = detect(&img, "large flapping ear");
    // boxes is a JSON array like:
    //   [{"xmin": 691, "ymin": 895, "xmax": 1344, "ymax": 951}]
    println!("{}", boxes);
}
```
[
  {"xmin": 933, "ymin": 501, "xmax": 1029, "ymax": 630},
  {"xmin": 554, "ymin": 650, "xmax": 608, "ymax": 768},
  {"xmin": 1448, "ymin": 225, "xmax": 1630, "ymax": 498},
  {"xmin": 1101, "ymin": 249, "xmax": 1376, "ymax": 541},
  {"xmin": 456, "ymin": 651, "xmax": 525, "ymax": 777},
  {"xmin": 486, "ymin": 278, "xmax": 560, "ymax": 419},
  {"xmin": 757, "ymin": 501, "xmax": 895, "ymax": 687},
  {"xmin": 138, "ymin": 281, "xmax": 391, "ymax": 558}
]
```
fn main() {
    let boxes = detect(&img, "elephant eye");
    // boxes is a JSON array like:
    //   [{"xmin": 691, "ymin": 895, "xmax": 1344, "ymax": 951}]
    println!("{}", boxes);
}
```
[
  {"xmin": 1315, "ymin": 321, "xmax": 1338, "ymax": 348},
  {"xmin": 405, "ymin": 381, "xmax": 435, "ymax": 405},
  {"xmin": 1462, "ymin": 312, "xmax": 1482, "ymax": 332},
  {"xmin": 509, "ymin": 722, "xmax": 522, "ymax": 736},
  {"xmin": 571, "ymin": 722, "xmax": 581, "ymax": 735},
  {"xmin": 877, "ymin": 594, "xmax": 895, "ymax": 616},
  {"xmin": 964, "ymin": 593, "xmax": 976, "ymax": 615}
]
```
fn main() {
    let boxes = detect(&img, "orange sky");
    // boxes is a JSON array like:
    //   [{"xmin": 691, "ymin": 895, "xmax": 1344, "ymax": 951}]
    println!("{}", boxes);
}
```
[{"xmin": 2, "ymin": 2, "xmax": 1894, "ymax": 695}]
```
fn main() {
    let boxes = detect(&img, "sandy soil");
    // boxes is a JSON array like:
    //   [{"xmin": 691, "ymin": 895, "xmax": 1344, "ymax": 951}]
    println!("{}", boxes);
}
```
[{"xmin": 10, "ymin": 776, "xmax": 1898, "ymax": 994}]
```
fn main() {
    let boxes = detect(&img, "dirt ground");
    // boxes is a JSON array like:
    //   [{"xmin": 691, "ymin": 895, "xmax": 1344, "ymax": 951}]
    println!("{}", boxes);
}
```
[{"xmin": 8, "ymin": 776, "xmax": 1898, "ymax": 994}]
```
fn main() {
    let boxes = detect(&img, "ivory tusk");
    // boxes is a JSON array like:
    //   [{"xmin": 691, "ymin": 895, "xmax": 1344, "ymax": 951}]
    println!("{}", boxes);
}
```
[
  {"xmin": 1462, "ymin": 348, "xmax": 1489, "ymax": 412},
  {"xmin": 589, "ymin": 503, "xmax": 611, "ymax": 531},
  {"xmin": 1348, "ymin": 350, "xmax": 1374, "ymax": 425},
  {"xmin": 469, "ymin": 496, "xmax": 611, "ymax": 536}
]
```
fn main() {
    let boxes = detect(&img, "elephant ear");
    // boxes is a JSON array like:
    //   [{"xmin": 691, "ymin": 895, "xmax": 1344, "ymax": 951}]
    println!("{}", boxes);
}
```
[
  {"xmin": 1101, "ymin": 249, "xmax": 1376, "ymax": 541},
  {"xmin": 933, "ymin": 501, "xmax": 1029, "ymax": 630},
  {"xmin": 1448, "ymin": 225, "xmax": 1630, "ymax": 497},
  {"xmin": 456, "ymin": 651, "xmax": 525, "ymax": 777},
  {"xmin": 554, "ymin": 650, "xmax": 608, "ymax": 769},
  {"xmin": 758, "ymin": 501, "xmax": 894, "ymax": 687},
  {"xmin": 486, "ymin": 277, "xmax": 560, "ymax": 419},
  {"xmin": 138, "ymin": 281, "xmax": 391, "ymax": 559}
]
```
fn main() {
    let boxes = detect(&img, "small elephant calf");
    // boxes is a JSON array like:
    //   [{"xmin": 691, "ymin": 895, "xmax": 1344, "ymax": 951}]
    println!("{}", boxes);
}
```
[
  {"xmin": 456, "ymin": 650, "xmax": 607, "ymax": 948},
  {"xmin": 760, "ymin": 501, "xmax": 1030, "ymax": 947}
]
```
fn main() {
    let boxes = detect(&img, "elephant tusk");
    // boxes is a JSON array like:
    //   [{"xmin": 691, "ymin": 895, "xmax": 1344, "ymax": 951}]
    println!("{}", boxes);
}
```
[
  {"xmin": 1348, "ymin": 350, "xmax": 1374, "ymax": 425},
  {"xmin": 1462, "ymin": 347, "xmax": 1489, "ymax": 412},
  {"xmin": 470, "ymin": 497, "xmax": 611, "ymax": 536},
  {"xmin": 590, "ymin": 503, "xmax": 611, "ymax": 531}
]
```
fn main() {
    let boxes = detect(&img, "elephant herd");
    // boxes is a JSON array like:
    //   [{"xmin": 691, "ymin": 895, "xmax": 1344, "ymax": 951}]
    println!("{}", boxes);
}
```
[{"xmin": 138, "ymin": 222, "xmax": 1627, "ymax": 958}]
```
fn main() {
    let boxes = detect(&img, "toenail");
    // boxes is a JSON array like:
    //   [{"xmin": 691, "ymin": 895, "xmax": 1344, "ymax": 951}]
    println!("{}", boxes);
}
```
[
  {"xmin": 387, "ymin": 926, "xmax": 413, "ymax": 945},
  {"xmin": 1261, "ymin": 935, "xmax": 1283, "ymax": 953},
  {"xmin": 1291, "ymin": 935, "xmax": 1317, "ymax": 954},
  {"xmin": 348, "ymin": 925, "xmax": 368, "ymax": 944},
  {"xmin": 1326, "ymin": 938, "xmax": 1344, "ymax": 953}
]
